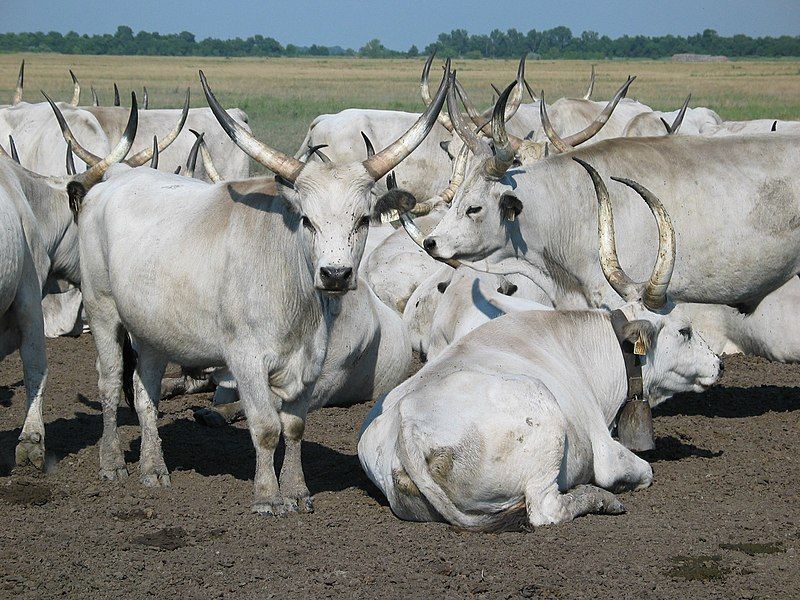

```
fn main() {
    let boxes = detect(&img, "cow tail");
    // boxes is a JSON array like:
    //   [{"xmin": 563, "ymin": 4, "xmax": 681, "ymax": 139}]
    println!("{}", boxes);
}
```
[
  {"xmin": 121, "ymin": 333, "xmax": 137, "ymax": 410},
  {"xmin": 397, "ymin": 421, "xmax": 502, "ymax": 532}
]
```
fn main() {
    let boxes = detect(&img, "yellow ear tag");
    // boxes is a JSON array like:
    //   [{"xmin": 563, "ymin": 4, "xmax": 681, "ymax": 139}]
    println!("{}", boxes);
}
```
[{"xmin": 634, "ymin": 336, "xmax": 647, "ymax": 356}]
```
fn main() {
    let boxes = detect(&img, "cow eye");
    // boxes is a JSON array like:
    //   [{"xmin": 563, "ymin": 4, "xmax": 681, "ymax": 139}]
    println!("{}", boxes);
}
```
[
  {"xmin": 301, "ymin": 216, "xmax": 315, "ymax": 233},
  {"xmin": 679, "ymin": 327, "xmax": 692, "ymax": 340},
  {"xmin": 358, "ymin": 215, "xmax": 370, "ymax": 229},
  {"xmin": 466, "ymin": 206, "xmax": 482, "ymax": 216}
]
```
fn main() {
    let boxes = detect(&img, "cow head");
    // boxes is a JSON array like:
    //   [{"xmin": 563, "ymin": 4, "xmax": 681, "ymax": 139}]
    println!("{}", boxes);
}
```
[
  {"xmin": 200, "ymin": 68, "xmax": 448, "ymax": 294},
  {"xmin": 420, "ymin": 73, "xmax": 635, "ymax": 265}
]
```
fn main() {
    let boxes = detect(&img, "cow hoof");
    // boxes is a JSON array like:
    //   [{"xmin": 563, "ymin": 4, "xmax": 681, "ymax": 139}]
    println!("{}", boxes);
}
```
[
  {"xmin": 252, "ymin": 498, "xmax": 288, "ymax": 517},
  {"xmin": 193, "ymin": 407, "xmax": 228, "ymax": 428},
  {"xmin": 15, "ymin": 434, "xmax": 45, "ymax": 470},
  {"xmin": 140, "ymin": 471, "xmax": 171, "ymax": 488},
  {"xmin": 99, "ymin": 466, "xmax": 129, "ymax": 481},
  {"xmin": 605, "ymin": 497, "xmax": 626, "ymax": 515}
]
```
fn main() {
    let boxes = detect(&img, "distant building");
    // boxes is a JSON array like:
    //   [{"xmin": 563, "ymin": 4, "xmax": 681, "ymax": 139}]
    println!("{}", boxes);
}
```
[{"xmin": 671, "ymin": 53, "xmax": 729, "ymax": 62}]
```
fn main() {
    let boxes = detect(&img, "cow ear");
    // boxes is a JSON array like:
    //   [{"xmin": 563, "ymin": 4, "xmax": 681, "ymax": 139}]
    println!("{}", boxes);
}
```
[
  {"xmin": 499, "ymin": 192, "xmax": 523, "ymax": 222},
  {"xmin": 439, "ymin": 140, "xmax": 454, "ymax": 159},
  {"xmin": 372, "ymin": 189, "xmax": 417, "ymax": 224},
  {"xmin": 66, "ymin": 181, "xmax": 87, "ymax": 223},
  {"xmin": 621, "ymin": 320, "xmax": 657, "ymax": 356},
  {"xmin": 497, "ymin": 281, "xmax": 518, "ymax": 296}
]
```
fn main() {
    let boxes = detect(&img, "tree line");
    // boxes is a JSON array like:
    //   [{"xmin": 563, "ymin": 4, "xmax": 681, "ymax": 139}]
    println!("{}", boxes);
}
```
[{"xmin": 0, "ymin": 25, "xmax": 797, "ymax": 59}]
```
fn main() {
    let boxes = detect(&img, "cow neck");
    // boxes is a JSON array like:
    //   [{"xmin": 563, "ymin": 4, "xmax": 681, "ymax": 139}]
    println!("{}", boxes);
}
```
[{"xmin": 609, "ymin": 309, "xmax": 644, "ymax": 403}]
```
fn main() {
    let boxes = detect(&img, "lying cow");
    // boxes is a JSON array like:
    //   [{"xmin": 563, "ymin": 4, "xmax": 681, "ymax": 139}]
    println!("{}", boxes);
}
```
[{"xmin": 359, "ymin": 170, "xmax": 721, "ymax": 530}]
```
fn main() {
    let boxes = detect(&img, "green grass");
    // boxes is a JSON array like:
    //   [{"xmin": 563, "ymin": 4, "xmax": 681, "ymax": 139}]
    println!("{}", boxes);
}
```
[{"xmin": 2, "ymin": 54, "xmax": 798, "ymax": 170}]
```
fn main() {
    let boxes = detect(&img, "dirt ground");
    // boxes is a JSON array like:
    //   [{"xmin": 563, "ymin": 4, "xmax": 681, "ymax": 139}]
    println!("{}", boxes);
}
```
[{"xmin": 0, "ymin": 334, "xmax": 797, "ymax": 599}]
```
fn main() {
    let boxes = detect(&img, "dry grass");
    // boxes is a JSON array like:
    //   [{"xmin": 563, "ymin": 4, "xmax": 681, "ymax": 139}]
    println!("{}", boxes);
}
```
[{"xmin": 1, "ymin": 53, "xmax": 798, "ymax": 158}]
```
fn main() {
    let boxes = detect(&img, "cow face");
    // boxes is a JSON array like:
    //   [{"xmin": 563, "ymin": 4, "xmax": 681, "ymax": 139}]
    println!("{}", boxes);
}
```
[
  {"xmin": 282, "ymin": 162, "xmax": 408, "ymax": 294},
  {"xmin": 423, "ymin": 168, "xmax": 523, "ymax": 264},
  {"xmin": 624, "ymin": 306, "xmax": 722, "ymax": 407}
]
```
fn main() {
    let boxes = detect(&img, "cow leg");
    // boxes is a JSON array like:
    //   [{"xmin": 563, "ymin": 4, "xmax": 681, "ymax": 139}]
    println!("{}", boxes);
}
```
[
  {"xmin": 12, "ymin": 268, "xmax": 47, "ymax": 470},
  {"xmin": 592, "ymin": 438, "xmax": 653, "ymax": 493},
  {"xmin": 527, "ymin": 481, "xmax": 625, "ymax": 526},
  {"xmin": 278, "ymin": 394, "xmax": 313, "ymax": 513},
  {"xmin": 230, "ymin": 364, "xmax": 284, "ymax": 516},
  {"xmin": 91, "ymin": 318, "xmax": 129, "ymax": 481},
  {"xmin": 129, "ymin": 341, "xmax": 169, "ymax": 487}
]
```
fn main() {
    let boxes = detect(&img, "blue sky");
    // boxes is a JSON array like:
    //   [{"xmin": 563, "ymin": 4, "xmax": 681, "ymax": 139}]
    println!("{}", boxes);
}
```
[{"xmin": 3, "ymin": 0, "xmax": 798, "ymax": 50}]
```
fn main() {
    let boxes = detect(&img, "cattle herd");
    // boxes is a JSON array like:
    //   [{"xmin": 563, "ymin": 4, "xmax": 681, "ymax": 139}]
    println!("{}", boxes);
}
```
[{"xmin": 0, "ymin": 55, "xmax": 798, "ymax": 531}]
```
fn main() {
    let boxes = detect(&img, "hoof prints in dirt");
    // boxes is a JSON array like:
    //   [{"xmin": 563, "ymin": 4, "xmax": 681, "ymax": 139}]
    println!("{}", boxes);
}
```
[
  {"xmin": 667, "ymin": 555, "xmax": 729, "ymax": 581},
  {"xmin": 0, "ymin": 480, "xmax": 51, "ymax": 505},
  {"xmin": 132, "ymin": 526, "xmax": 189, "ymax": 551}
]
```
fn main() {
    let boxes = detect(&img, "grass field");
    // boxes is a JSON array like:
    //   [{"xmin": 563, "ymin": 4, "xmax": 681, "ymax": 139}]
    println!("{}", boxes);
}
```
[{"xmin": 1, "ymin": 53, "xmax": 799, "ymax": 159}]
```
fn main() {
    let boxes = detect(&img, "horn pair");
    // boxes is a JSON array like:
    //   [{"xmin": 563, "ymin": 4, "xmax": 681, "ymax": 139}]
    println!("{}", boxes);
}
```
[
  {"xmin": 200, "ymin": 63, "xmax": 448, "ymax": 184},
  {"xmin": 574, "ymin": 158, "xmax": 675, "ymax": 310}
]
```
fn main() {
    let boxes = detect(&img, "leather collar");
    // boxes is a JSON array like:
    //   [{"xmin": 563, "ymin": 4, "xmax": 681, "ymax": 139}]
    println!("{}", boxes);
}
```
[{"xmin": 609, "ymin": 309, "xmax": 644, "ymax": 401}]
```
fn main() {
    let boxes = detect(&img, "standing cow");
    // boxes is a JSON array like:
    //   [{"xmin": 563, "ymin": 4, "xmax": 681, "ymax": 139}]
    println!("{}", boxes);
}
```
[{"xmin": 73, "ymin": 68, "xmax": 449, "ymax": 516}]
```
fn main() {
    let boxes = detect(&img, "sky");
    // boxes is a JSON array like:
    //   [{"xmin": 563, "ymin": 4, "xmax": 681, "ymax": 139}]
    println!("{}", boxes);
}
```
[{"xmin": 2, "ymin": 0, "xmax": 799, "ymax": 50}]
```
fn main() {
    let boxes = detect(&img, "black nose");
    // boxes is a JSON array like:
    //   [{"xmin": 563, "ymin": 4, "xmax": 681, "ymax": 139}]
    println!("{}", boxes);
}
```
[
  {"xmin": 423, "ymin": 237, "xmax": 436, "ymax": 252},
  {"xmin": 319, "ymin": 266, "xmax": 353, "ymax": 289}
]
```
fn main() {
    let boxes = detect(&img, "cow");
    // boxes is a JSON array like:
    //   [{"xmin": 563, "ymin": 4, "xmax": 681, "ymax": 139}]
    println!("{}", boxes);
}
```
[
  {"xmin": 420, "ymin": 79, "xmax": 800, "ymax": 314},
  {"xmin": 623, "ymin": 97, "xmax": 722, "ymax": 137},
  {"xmin": 358, "ymin": 170, "xmax": 721, "ymax": 530},
  {"xmin": 193, "ymin": 275, "xmax": 412, "ymax": 426},
  {"xmin": 701, "ymin": 119, "xmax": 800, "ymax": 137},
  {"xmin": 0, "ymin": 99, "xmax": 139, "ymax": 468},
  {"xmin": 72, "ymin": 68, "xmax": 449, "ymax": 516},
  {"xmin": 159, "ymin": 140, "xmax": 413, "ymax": 423},
  {"xmin": 296, "ymin": 55, "xmax": 527, "ymax": 201}
]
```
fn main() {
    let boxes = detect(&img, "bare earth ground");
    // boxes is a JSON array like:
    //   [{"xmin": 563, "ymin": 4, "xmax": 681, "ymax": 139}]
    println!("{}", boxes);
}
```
[{"xmin": 0, "ymin": 334, "xmax": 797, "ymax": 599}]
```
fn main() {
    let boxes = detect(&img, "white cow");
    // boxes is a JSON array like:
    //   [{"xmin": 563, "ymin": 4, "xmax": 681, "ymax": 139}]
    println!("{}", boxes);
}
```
[
  {"xmin": 193, "ymin": 277, "xmax": 412, "ymax": 425},
  {"xmin": 701, "ymin": 119, "xmax": 800, "ymax": 137},
  {"xmin": 74, "ymin": 68, "xmax": 448, "ymax": 516},
  {"xmin": 359, "ymin": 170, "xmax": 721, "ymax": 530},
  {"xmin": 0, "ymin": 103, "xmax": 138, "ymax": 468}
]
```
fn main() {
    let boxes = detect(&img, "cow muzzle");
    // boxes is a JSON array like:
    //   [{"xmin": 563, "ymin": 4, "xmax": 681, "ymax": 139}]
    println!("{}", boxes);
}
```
[{"xmin": 318, "ymin": 265, "xmax": 354, "ymax": 293}]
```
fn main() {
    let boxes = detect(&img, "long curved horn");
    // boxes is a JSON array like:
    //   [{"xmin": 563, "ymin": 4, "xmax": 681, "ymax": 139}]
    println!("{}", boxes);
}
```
[
  {"xmin": 583, "ymin": 65, "xmax": 595, "ymax": 100},
  {"xmin": 420, "ymin": 52, "xmax": 453, "ymax": 132},
  {"xmin": 484, "ymin": 82, "xmax": 517, "ymax": 178},
  {"xmin": 440, "ymin": 143, "xmax": 470, "ymax": 204},
  {"xmin": 301, "ymin": 143, "xmax": 331, "ymax": 163},
  {"xmin": 43, "ymin": 90, "xmax": 102, "ymax": 165},
  {"xmin": 72, "ymin": 92, "xmax": 139, "ymax": 189},
  {"xmin": 69, "ymin": 70, "xmax": 80, "ymax": 106},
  {"xmin": 574, "ymin": 158, "xmax": 675, "ymax": 310},
  {"xmin": 185, "ymin": 132, "xmax": 202, "ymax": 176},
  {"xmin": 200, "ymin": 70, "xmax": 305, "ymax": 182},
  {"xmin": 447, "ymin": 72, "xmax": 481, "ymax": 153},
  {"xmin": 561, "ymin": 76, "xmax": 635, "ymax": 147},
  {"xmin": 91, "ymin": 86, "xmax": 99, "ymax": 106},
  {"xmin": 113, "ymin": 83, "xmax": 120, "ymax": 106},
  {"xmin": 539, "ymin": 92, "xmax": 573, "ymax": 153},
  {"xmin": 574, "ymin": 157, "xmax": 638, "ymax": 302},
  {"xmin": 361, "ymin": 131, "xmax": 375, "ymax": 158},
  {"xmin": 149, "ymin": 136, "xmax": 159, "ymax": 169},
  {"xmin": 524, "ymin": 79, "xmax": 538, "ymax": 102},
  {"xmin": 8, "ymin": 136, "xmax": 19, "ymax": 164},
  {"xmin": 65, "ymin": 141, "xmax": 76, "ymax": 176},
  {"xmin": 124, "ymin": 88, "xmax": 190, "ymax": 167},
  {"xmin": 362, "ymin": 60, "xmax": 449, "ymax": 181},
  {"xmin": 12, "ymin": 61, "xmax": 23, "ymax": 105},
  {"xmin": 190, "ymin": 129, "xmax": 222, "ymax": 183},
  {"xmin": 611, "ymin": 176, "xmax": 675, "ymax": 309},
  {"xmin": 667, "ymin": 94, "xmax": 690, "ymax": 135},
  {"xmin": 457, "ymin": 55, "xmax": 527, "ymax": 135},
  {"xmin": 142, "ymin": 86, "xmax": 149, "ymax": 110}
]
